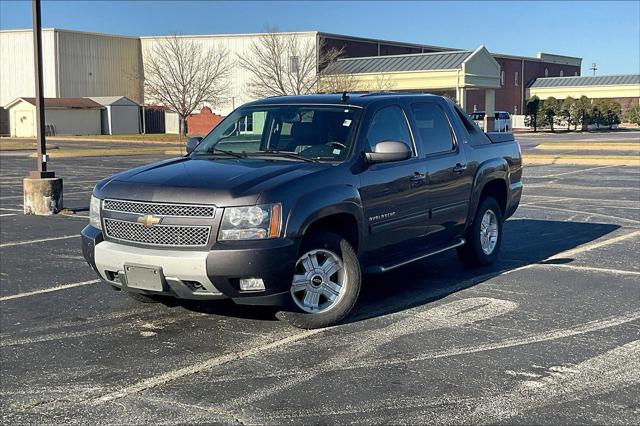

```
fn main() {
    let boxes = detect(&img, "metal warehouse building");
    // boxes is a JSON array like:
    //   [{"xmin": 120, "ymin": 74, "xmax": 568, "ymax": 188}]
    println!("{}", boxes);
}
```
[{"xmin": 0, "ymin": 28, "xmax": 143, "ymax": 108}]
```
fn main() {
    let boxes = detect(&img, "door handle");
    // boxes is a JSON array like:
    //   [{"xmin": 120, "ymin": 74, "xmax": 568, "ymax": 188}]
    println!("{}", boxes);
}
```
[
  {"xmin": 453, "ymin": 163, "xmax": 467, "ymax": 173},
  {"xmin": 409, "ymin": 172, "xmax": 426, "ymax": 183}
]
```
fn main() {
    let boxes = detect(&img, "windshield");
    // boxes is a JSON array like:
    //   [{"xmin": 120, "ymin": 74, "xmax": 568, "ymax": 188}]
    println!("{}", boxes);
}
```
[
  {"xmin": 192, "ymin": 105, "xmax": 362, "ymax": 162},
  {"xmin": 470, "ymin": 112, "xmax": 485, "ymax": 120}
]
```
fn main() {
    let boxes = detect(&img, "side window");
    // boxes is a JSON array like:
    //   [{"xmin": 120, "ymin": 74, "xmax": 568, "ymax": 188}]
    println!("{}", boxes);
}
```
[
  {"xmin": 411, "ymin": 103, "xmax": 455, "ymax": 155},
  {"xmin": 366, "ymin": 106, "xmax": 413, "ymax": 153}
]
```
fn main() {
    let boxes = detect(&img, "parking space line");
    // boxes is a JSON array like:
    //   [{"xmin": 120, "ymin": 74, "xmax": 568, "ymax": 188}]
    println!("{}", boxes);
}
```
[
  {"xmin": 522, "ymin": 205, "xmax": 640, "ymax": 224},
  {"xmin": 536, "ymin": 263, "xmax": 640, "ymax": 276},
  {"xmin": 0, "ymin": 207, "xmax": 23, "ymax": 212},
  {"xmin": 549, "ymin": 230, "xmax": 640, "ymax": 259},
  {"xmin": 91, "ymin": 328, "xmax": 326, "ymax": 404},
  {"xmin": 0, "ymin": 235, "xmax": 78, "ymax": 248},
  {"xmin": 0, "ymin": 279, "xmax": 99, "ymax": 301},
  {"xmin": 0, "ymin": 213, "xmax": 17, "ymax": 217},
  {"xmin": 529, "ymin": 165, "xmax": 618, "ymax": 179},
  {"xmin": 0, "ymin": 190, "xmax": 89, "ymax": 200}
]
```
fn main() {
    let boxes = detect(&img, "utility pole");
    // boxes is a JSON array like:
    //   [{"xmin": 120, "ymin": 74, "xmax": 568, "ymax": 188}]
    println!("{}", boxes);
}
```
[
  {"xmin": 590, "ymin": 62, "xmax": 598, "ymax": 77},
  {"xmin": 31, "ymin": 0, "xmax": 53, "ymax": 179},
  {"xmin": 23, "ymin": 0, "xmax": 63, "ymax": 215}
]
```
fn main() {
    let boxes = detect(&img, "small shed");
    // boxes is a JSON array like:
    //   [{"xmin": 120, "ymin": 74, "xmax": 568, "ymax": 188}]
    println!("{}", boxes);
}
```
[
  {"xmin": 6, "ymin": 97, "xmax": 102, "ymax": 137},
  {"xmin": 88, "ymin": 96, "xmax": 141, "ymax": 135},
  {"xmin": 142, "ymin": 106, "xmax": 179, "ymax": 134}
]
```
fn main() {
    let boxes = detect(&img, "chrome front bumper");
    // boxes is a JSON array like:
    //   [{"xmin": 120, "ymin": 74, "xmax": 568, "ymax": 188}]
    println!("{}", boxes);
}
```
[{"xmin": 94, "ymin": 241, "xmax": 224, "ymax": 298}]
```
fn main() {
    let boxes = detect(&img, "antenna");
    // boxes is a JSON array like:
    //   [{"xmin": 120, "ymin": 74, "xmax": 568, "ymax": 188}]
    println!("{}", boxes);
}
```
[{"xmin": 341, "ymin": 91, "xmax": 349, "ymax": 102}]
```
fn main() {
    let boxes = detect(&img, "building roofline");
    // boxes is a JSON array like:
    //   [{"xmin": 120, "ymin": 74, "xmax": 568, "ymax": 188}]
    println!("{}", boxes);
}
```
[
  {"xmin": 334, "ymin": 49, "xmax": 470, "ymax": 63},
  {"xmin": 0, "ymin": 27, "xmax": 140, "ymax": 39},
  {"xmin": 317, "ymin": 31, "xmax": 459, "ymax": 51},
  {"xmin": 140, "ymin": 30, "xmax": 320, "ymax": 39}
]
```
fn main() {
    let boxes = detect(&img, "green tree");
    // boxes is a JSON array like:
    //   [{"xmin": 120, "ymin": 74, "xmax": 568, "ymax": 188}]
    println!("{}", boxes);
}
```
[
  {"xmin": 593, "ymin": 99, "xmax": 622, "ymax": 129},
  {"xmin": 561, "ymin": 96, "xmax": 574, "ymax": 130},
  {"xmin": 541, "ymin": 97, "xmax": 559, "ymax": 132},
  {"xmin": 571, "ymin": 96, "xmax": 592, "ymax": 131},
  {"xmin": 525, "ymin": 96, "xmax": 540, "ymax": 131},
  {"xmin": 625, "ymin": 105, "xmax": 640, "ymax": 125}
]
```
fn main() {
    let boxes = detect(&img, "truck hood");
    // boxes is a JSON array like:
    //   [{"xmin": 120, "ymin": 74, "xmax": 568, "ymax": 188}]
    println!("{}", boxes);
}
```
[{"xmin": 94, "ymin": 157, "xmax": 327, "ymax": 206}]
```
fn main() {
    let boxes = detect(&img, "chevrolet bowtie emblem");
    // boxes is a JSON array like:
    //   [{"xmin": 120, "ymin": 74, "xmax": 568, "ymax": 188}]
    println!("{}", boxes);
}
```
[{"xmin": 137, "ymin": 214, "xmax": 161, "ymax": 227}]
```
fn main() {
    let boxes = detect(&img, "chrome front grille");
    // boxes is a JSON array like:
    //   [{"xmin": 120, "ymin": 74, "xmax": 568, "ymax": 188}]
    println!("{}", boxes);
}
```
[
  {"xmin": 104, "ymin": 218, "xmax": 211, "ymax": 247},
  {"xmin": 103, "ymin": 199, "xmax": 215, "ymax": 218}
]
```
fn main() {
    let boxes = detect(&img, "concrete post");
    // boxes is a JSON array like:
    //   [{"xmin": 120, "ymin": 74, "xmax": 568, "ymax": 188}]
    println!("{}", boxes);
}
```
[
  {"xmin": 483, "ymin": 89, "xmax": 496, "ymax": 132},
  {"xmin": 456, "ymin": 87, "xmax": 467, "ymax": 111},
  {"xmin": 23, "ymin": 177, "xmax": 63, "ymax": 215}
]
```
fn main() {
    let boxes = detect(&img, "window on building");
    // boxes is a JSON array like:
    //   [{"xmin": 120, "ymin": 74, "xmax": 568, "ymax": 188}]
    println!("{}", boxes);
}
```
[
  {"xmin": 560, "ymin": 70, "xmax": 564, "ymax": 77},
  {"xmin": 366, "ymin": 106, "xmax": 413, "ymax": 155},
  {"xmin": 514, "ymin": 71, "xmax": 519, "ymax": 86},
  {"xmin": 544, "ymin": 68, "xmax": 549, "ymax": 77},
  {"xmin": 500, "ymin": 70, "xmax": 505, "ymax": 86},
  {"xmin": 289, "ymin": 56, "xmax": 299, "ymax": 73},
  {"xmin": 411, "ymin": 103, "xmax": 455, "ymax": 155}
]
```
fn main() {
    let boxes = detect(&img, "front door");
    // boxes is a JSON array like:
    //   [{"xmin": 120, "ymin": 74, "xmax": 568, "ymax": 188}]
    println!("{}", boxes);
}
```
[
  {"xmin": 359, "ymin": 104, "xmax": 430, "ymax": 259},
  {"xmin": 15, "ymin": 110, "xmax": 34, "ymax": 138},
  {"xmin": 408, "ymin": 101, "xmax": 473, "ymax": 244}
]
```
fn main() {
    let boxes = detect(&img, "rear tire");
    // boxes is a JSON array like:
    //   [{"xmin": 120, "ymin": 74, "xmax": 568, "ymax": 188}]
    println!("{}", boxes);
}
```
[
  {"xmin": 127, "ymin": 292, "xmax": 161, "ymax": 303},
  {"xmin": 457, "ymin": 196, "xmax": 503, "ymax": 266},
  {"xmin": 276, "ymin": 231, "xmax": 361, "ymax": 329}
]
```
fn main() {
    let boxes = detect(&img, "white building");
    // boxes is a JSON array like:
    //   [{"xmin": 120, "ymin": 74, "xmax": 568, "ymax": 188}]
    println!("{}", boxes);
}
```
[
  {"xmin": 0, "ymin": 29, "xmax": 143, "ymax": 108},
  {"xmin": 6, "ymin": 97, "xmax": 102, "ymax": 137}
]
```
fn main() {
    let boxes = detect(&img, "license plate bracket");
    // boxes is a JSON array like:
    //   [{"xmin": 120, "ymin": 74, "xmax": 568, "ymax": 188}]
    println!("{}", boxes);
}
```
[{"xmin": 124, "ymin": 264, "xmax": 164, "ymax": 291}]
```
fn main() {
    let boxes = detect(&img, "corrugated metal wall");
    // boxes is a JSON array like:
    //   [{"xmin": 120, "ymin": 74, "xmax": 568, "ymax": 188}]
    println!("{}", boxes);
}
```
[
  {"xmin": 0, "ymin": 29, "xmax": 143, "ymax": 108},
  {"xmin": 140, "ymin": 32, "xmax": 318, "ymax": 115},
  {"xmin": 57, "ymin": 30, "xmax": 143, "ymax": 103},
  {"xmin": 0, "ymin": 29, "xmax": 57, "ymax": 107}
]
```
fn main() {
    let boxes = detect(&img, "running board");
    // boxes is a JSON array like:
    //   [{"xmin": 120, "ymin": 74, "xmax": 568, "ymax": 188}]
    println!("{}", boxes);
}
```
[{"xmin": 368, "ymin": 238, "xmax": 466, "ymax": 274}]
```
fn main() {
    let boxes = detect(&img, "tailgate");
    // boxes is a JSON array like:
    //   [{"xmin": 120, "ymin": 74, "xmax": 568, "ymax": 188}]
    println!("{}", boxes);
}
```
[{"xmin": 486, "ymin": 132, "xmax": 514, "ymax": 144}]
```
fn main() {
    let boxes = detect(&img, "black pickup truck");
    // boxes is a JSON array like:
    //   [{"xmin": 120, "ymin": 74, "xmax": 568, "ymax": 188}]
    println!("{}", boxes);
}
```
[{"xmin": 82, "ymin": 93, "xmax": 522, "ymax": 328}]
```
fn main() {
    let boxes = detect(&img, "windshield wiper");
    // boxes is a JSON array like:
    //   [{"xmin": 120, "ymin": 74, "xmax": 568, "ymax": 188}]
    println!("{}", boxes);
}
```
[
  {"xmin": 255, "ymin": 150, "xmax": 320, "ymax": 163},
  {"xmin": 193, "ymin": 147, "xmax": 246, "ymax": 159}
]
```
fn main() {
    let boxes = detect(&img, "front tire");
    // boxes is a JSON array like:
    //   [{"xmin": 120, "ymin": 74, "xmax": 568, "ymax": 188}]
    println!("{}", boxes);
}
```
[
  {"xmin": 457, "ymin": 196, "xmax": 503, "ymax": 266},
  {"xmin": 276, "ymin": 231, "xmax": 361, "ymax": 329}
]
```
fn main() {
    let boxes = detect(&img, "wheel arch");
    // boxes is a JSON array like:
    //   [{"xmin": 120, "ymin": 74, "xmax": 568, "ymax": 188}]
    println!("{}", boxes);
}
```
[{"xmin": 466, "ymin": 158, "xmax": 510, "ymax": 231}]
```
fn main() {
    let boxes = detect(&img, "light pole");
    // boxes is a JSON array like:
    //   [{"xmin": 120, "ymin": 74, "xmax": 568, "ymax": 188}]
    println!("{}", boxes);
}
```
[
  {"xmin": 31, "ymin": 0, "xmax": 52, "ymax": 179},
  {"xmin": 23, "ymin": 0, "xmax": 63, "ymax": 215}
]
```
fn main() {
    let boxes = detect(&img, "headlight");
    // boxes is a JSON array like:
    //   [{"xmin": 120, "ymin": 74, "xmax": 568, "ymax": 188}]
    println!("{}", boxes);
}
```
[
  {"xmin": 90, "ymin": 195, "xmax": 102, "ymax": 230},
  {"xmin": 219, "ymin": 204, "xmax": 281, "ymax": 240}
]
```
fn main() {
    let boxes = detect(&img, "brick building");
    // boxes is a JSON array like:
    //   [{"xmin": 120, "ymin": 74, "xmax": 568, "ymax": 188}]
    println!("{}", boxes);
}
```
[{"xmin": 186, "ymin": 107, "xmax": 224, "ymax": 136}]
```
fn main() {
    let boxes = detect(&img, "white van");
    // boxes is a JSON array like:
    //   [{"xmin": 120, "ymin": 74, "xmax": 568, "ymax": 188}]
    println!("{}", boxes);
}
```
[{"xmin": 470, "ymin": 111, "xmax": 511, "ymax": 132}]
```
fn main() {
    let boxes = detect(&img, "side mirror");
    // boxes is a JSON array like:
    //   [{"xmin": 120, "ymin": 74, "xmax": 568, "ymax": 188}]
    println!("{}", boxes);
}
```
[
  {"xmin": 365, "ymin": 141, "xmax": 411, "ymax": 164},
  {"xmin": 186, "ymin": 137, "xmax": 202, "ymax": 154}
]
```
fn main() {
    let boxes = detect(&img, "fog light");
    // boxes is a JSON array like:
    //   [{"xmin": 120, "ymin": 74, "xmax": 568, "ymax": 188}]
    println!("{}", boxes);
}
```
[{"xmin": 239, "ymin": 278, "xmax": 265, "ymax": 291}]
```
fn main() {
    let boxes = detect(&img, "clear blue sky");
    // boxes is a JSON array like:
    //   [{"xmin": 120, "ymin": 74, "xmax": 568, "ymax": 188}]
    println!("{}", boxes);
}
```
[{"xmin": 1, "ymin": 0, "xmax": 639, "ymax": 75}]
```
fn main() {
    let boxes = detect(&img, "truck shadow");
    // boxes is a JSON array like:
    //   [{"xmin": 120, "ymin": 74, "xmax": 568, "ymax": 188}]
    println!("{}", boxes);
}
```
[
  {"xmin": 171, "ymin": 218, "xmax": 619, "ymax": 323},
  {"xmin": 350, "ymin": 218, "xmax": 620, "ymax": 323}
]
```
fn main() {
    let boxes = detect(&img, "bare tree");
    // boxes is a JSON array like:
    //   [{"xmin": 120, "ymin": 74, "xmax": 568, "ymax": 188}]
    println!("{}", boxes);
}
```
[
  {"xmin": 238, "ymin": 29, "xmax": 343, "ymax": 97},
  {"xmin": 143, "ymin": 35, "xmax": 230, "ymax": 134},
  {"xmin": 317, "ymin": 70, "xmax": 362, "ymax": 93}
]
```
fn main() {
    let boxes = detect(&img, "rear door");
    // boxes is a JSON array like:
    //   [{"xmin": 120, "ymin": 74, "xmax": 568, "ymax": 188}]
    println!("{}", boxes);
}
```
[
  {"xmin": 359, "ymin": 103, "xmax": 430, "ymax": 257},
  {"xmin": 407, "ymin": 100, "xmax": 473, "ymax": 243}
]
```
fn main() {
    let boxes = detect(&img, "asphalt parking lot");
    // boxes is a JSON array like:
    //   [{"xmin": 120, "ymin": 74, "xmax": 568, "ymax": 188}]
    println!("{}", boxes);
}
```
[{"xmin": 1, "ymin": 134, "xmax": 639, "ymax": 424}]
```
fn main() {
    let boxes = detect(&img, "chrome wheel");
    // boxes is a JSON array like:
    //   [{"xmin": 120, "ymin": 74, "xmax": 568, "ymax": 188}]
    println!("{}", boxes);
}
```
[
  {"xmin": 480, "ymin": 209, "xmax": 499, "ymax": 255},
  {"xmin": 291, "ymin": 249, "xmax": 347, "ymax": 314}
]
